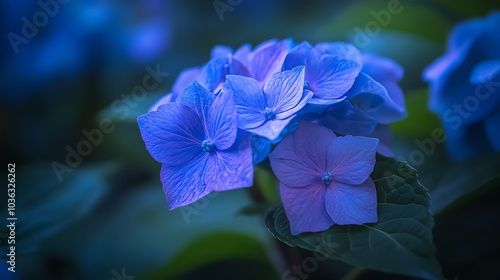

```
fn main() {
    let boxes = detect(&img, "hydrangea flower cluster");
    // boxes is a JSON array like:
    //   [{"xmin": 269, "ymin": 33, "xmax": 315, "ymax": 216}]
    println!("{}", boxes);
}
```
[
  {"xmin": 423, "ymin": 12, "xmax": 500, "ymax": 160},
  {"xmin": 138, "ymin": 39, "xmax": 406, "ymax": 234}
]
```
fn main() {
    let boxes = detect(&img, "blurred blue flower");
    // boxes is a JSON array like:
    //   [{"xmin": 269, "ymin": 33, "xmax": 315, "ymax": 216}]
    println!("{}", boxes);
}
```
[
  {"xmin": 269, "ymin": 121, "xmax": 378, "ymax": 235},
  {"xmin": 138, "ymin": 82, "xmax": 253, "ymax": 209},
  {"xmin": 1, "ymin": 0, "xmax": 171, "ymax": 104},
  {"xmin": 423, "ymin": 11, "xmax": 500, "ymax": 159}
]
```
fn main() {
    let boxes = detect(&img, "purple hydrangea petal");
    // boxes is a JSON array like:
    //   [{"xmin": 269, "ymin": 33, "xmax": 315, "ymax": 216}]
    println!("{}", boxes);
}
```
[
  {"xmin": 325, "ymin": 178, "xmax": 378, "ymax": 225},
  {"xmin": 264, "ymin": 66, "xmax": 306, "ymax": 114},
  {"xmin": 204, "ymin": 130, "xmax": 253, "ymax": 191},
  {"xmin": 160, "ymin": 153, "xmax": 210, "ymax": 210},
  {"xmin": 223, "ymin": 75, "xmax": 267, "ymax": 129},
  {"xmin": 249, "ymin": 39, "xmax": 289, "ymax": 85},
  {"xmin": 315, "ymin": 42, "xmax": 362, "ymax": 65},
  {"xmin": 137, "ymin": 103, "xmax": 203, "ymax": 165},
  {"xmin": 206, "ymin": 90, "xmax": 238, "ymax": 150},
  {"xmin": 326, "ymin": 135, "xmax": 378, "ymax": 185},
  {"xmin": 484, "ymin": 109, "xmax": 500, "ymax": 151},
  {"xmin": 367, "ymin": 124, "xmax": 394, "ymax": 157},
  {"xmin": 293, "ymin": 121, "xmax": 336, "ymax": 175},
  {"xmin": 280, "ymin": 182, "xmax": 334, "ymax": 235},
  {"xmin": 269, "ymin": 133, "xmax": 321, "ymax": 187}
]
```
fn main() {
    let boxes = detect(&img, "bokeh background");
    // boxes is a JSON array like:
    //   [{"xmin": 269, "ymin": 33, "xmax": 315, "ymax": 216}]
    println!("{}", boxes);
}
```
[{"xmin": 1, "ymin": 0, "xmax": 500, "ymax": 279}]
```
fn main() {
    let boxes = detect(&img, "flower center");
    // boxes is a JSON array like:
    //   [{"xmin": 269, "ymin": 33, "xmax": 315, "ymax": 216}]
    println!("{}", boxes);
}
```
[
  {"xmin": 321, "ymin": 172, "xmax": 333, "ymax": 186},
  {"xmin": 201, "ymin": 140, "xmax": 215, "ymax": 152},
  {"xmin": 264, "ymin": 107, "xmax": 276, "ymax": 120}
]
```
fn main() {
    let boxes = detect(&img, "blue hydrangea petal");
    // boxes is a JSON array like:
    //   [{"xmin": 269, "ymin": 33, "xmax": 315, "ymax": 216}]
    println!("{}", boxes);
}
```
[
  {"xmin": 315, "ymin": 42, "xmax": 362, "ymax": 65},
  {"xmin": 249, "ymin": 118, "xmax": 292, "ymax": 140},
  {"xmin": 362, "ymin": 54, "xmax": 403, "ymax": 83},
  {"xmin": 250, "ymin": 134, "xmax": 272, "ymax": 164},
  {"xmin": 444, "ymin": 121, "xmax": 491, "ymax": 160},
  {"xmin": 470, "ymin": 60, "xmax": 500, "ymax": 84},
  {"xmin": 199, "ymin": 57, "xmax": 251, "ymax": 92},
  {"xmin": 269, "ymin": 133, "xmax": 321, "ymax": 187},
  {"xmin": 325, "ymin": 178, "xmax": 378, "ymax": 225},
  {"xmin": 277, "ymin": 110, "xmax": 321, "ymax": 139},
  {"xmin": 322, "ymin": 100, "xmax": 378, "ymax": 136},
  {"xmin": 249, "ymin": 39, "xmax": 289, "ymax": 84},
  {"xmin": 282, "ymin": 41, "xmax": 315, "ymax": 70},
  {"xmin": 264, "ymin": 66, "xmax": 306, "ymax": 115},
  {"xmin": 275, "ymin": 87, "xmax": 313, "ymax": 120},
  {"xmin": 207, "ymin": 90, "xmax": 238, "ymax": 150},
  {"xmin": 309, "ymin": 55, "xmax": 361, "ymax": 100},
  {"xmin": 347, "ymin": 73, "xmax": 406, "ymax": 124},
  {"xmin": 233, "ymin": 44, "xmax": 252, "ymax": 67},
  {"xmin": 204, "ymin": 131, "xmax": 253, "ymax": 191},
  {"xmin": 137, "ymin": 103, "xmax": 203, "ymax": 165},
  {"xmin": 160, "ymin": 153, "xmax": 210, "ymax": 210},
  {"xmin": 307, "ymin": 96, "xmax": 346, "ymax": 106},
  {"xmin": 172, "ymin": 67, "xmax": 201, "ymax": 95},
  {"xmin": 434, "ymin": 61, "xmax": 500, "ymax": 126},
  {"xmin": 149, "ymin": 93, "xmax": 174, "ymax": 112},
  {"xmin": 484, "ymin": 108, "xmax": 500, "ymax": 151},
  {"xmin": 223, "ymin": 75, "xmax": 267, "ymax": 129},
  {"xmin": 281, "ymin": 182, "xmax": 334, "ymax": 235},
  {"xmin": 178, "ymin": 81, "xmax": 215, "ymax": 129},
  {"xmin": 210, "ymin": 45, "xmax": 233, "ymax": 59},
  {"xmin": 326, "ymin": 135, "xmax": 378, "ymax": 185},
  {"xmin": 362, "ymin": 54, "xmax": 405, "ymax": 111}
]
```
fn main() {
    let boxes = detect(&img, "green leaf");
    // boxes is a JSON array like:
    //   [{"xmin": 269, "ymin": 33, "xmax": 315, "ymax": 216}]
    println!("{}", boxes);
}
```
[
  {"xmin": 433, "ymin": 177, "xmax": 500, "ymax": 279},
  {"xmin": 254, "ymin": 165, "xmax": 280, "ymax": 204},
  {"xmin": 391, "ymin": 89, "xmax": 441, "ymax": 137},
  {"xmin": 0, "ymin": 163, "xmax": 116, "ymax": 255},
  {"xmin": 94, "ymin": 92, "xmax": 165, "ymax": 175},
  {"xmin": 37, "ymin": 185, "xmax": 274, "ymax": 279},
  {"xmin": 144, "ymin": 232, "xmax": 279, "ymax": 280},
  {"xmin": 391, "ymin": 136, "xmax": 500, "ymax": 215},
  {"xmin": 427, "ymin": 153, "xmax": 500, "ymax": 215},
  {"xmin": 265, "ymin": 155, "xmax": 442, "ymax": 280},
  {"xmin": 237, "ymin": 203, "xmax": 276, "ymax": 216}
]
